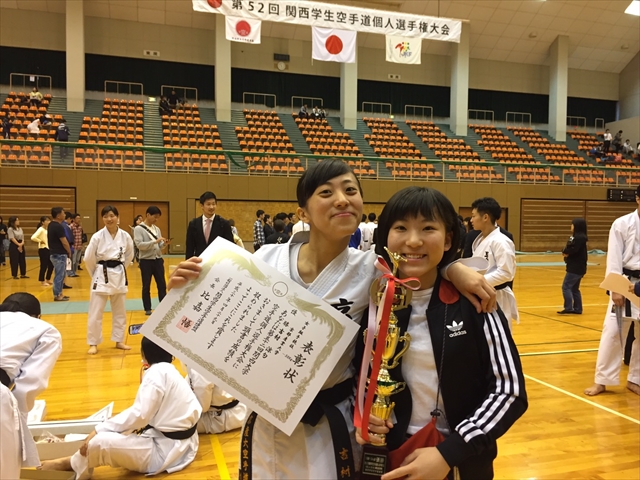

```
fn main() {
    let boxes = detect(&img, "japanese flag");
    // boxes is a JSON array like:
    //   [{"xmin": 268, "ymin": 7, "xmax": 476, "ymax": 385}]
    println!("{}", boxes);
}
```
[
  {"xmin": 312, "ymin": 27, "xmax": 357, "ymax": 64},
  {"xmin": 386, "ymin": 35, "xmax": 422, "ymax": 64},
  {"xmin": 225, "ymin": 16, "xmax": 261, "ymax": 44}
]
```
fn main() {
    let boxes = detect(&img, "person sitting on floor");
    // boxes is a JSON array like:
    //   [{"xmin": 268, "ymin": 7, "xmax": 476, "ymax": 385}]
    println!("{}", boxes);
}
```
[{"xmin": 41, "ymin": 337, "xmax": 202, "ymax": 480}]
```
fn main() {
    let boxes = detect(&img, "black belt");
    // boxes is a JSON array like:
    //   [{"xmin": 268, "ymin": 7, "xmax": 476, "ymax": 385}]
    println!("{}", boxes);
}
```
[
  {"xmin": 495, "ymin": 281, "xmax": 512, "ymax": 291},
  {"xmin": 0, "ymin": 368, "xmax": 13, "ymax": 389},
  {"xmin": 96, "ymin": 260, "xmax": 127, "ymax": 288},
  {"xmin": 240, "ymin": 379, "xmax": 355, "ymax": 480},
  {"xmin": 139, "ymin": 423, "xmax": 197, "ymax": 440},
  {"xmin": 211, "ymin": 399, "xmax": 240, "ymax": 411},
  {"xmin": 623, "ymin": 269, "xmax": 640, "ymax": 279}
]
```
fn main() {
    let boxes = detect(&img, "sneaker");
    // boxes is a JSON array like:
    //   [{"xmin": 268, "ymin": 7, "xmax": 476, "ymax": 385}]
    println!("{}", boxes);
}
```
[
  {"xmin": 54, "ymin": 296, "xmax": 69, "ymax": 302},
  {"xmin": 67, "ymin": 274, "xmax": 79, "ymax": 277},
  {"xmin": 557, "ymin": 310, "xmax": 574, "ymax": 314},
  {"xmin": 63, "ymin": 284, "xmax": 72, "ymax": 289},
  {"xmin": 145, "ymin": 310, "xmax": 152, "ymax": 315}
]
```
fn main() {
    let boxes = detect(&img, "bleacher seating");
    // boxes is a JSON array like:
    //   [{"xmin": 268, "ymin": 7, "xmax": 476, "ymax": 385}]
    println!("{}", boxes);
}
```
[
  {"xmin": 161, "ymin": 104, "xmax": 227, "ymax": 173},
  {"xmin": 295, "ymin": 116, "xmax": 361, "ymax": 157},
  {"xmin": 364, "ymin": 117, "xmax": 422, "ymax": 160},
  {"xmin": 570, "ymin": 131, "xmax": 601, "ymax": 152},
  {"xmin": 0, "ymin": 91, "xmax": 54, "ymax": 167},
  {"xmin": 75, "ymin": 99, "xmax": 144, "ymax": 169},
  {"xmin": 237, "ymin": 109, "xmax": 301, "ymax": 175},
  {"xmin": 509, "ymin": 127, "xmax": 588, "ymax": 166}
]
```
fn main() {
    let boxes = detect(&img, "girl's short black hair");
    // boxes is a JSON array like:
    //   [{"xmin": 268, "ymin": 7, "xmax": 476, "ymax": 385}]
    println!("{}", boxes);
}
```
[
  {"xmin": 141, "ymin": 337, "xmax": 173, "ymax": 365},
  {"xmin": 572, "ymin": 217, "xmax": 588, "ymax": 239},
  {"xmin": 296, "ymin": 159, "xmax": 361, "ymax": 207},
  {"xmin": 375, "ymin": 187, "xmax": 460, "ymax": 269},
  {"xmin": 8, "ymin": 216, "xmax": 18, "ymax": 229},
  {"xmin": 1, "ymin": 292, "xmax": 41, "ymax": 317},
  {"xmin": 101, "ymin": 205, "xmax": 119, "ymax": 217}
]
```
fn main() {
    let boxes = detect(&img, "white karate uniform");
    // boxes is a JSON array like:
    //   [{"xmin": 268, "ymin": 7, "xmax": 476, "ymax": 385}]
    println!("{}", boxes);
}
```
[
  {"xmin": 84, "ymin": 227, "xmax": 134, "ymax": 345},
  {"xmin": 358, "ymin": 222, "xmax": 373, "ymax": 251},
  {"xmin": 70, "ymin": 362, "xmax": 202, "ymax": 480},
  {"xmin": 187, "ymin": 368, "xmax": 248, "ymax": 434},
  {"xmin": 594, "ymin": 210, "xmax": 640, "ymax": 386},
  {"xmin": 0, "ymin": 311, "xmax": 62, "ymax": 476},
  {"xmin": 248, "ymin": 232, "xmax": 376, "ymax": 479},
  {"xmin": 472, "ymin": 227, "xmax": 519, "ymax": 328}
]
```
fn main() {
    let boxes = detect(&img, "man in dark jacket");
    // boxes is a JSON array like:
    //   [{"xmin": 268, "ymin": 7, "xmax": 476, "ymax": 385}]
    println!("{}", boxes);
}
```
[{"xmin": 55, "ymin": 119, "xmax": 70, "ymax": 159}]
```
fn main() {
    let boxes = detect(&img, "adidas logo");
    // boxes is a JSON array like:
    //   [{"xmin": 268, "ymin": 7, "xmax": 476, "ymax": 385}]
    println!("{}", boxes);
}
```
[{"xmin": 446, "ymin": 320, "xmax": 467, "ymax": 337}]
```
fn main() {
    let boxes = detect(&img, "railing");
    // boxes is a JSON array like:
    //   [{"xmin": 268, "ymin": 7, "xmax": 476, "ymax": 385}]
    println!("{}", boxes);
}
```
[
  {"xmin": 291, "ymin": 96, "xmax": 324, "ymax": 111},
  {"xmin": 595, "ymin": 118, "xmax": 605, "ymax": 132},
  {"xmin": 1, "ymin": 138, "xmax": 638, "ymax": 188},
  {"xmin": 404, "ymin": 105, "xmax": 433, "ymax": 123},
  {"xmin": 104, "ymin": 81, "xmax": 144, "ymax": 97},
  {"xmin": 243, "ymin": 92, "xmax": 277, "ymax": 108},
  {"xmin": 506, "ymin": 111, "xmax": 532, "ymax": 129},
  {"xmin": 9, "ymin": 73, "xmax": 53, "ymax": 95},
  {"xmin": 567, "ymin": 116, "xmax": 587, "ymax": 131},
  {"xmin": 362, "ymin": 102, "xmax": 392, "ymax": 117},
  {"xmin": 160, "ymin": 85, "xmax": 198, "ymax": 103},
  {"xmin": 468, "ymin": 109, "xmax": 494, "ymax": 125}
]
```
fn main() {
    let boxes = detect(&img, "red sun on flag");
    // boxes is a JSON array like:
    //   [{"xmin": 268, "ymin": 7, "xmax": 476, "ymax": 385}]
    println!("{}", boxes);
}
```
[
  {"xmin": 236, "ymin": 20, "xmax": 251, "ymax": 37},
  {"xmin": 325, "ymin": 35, "xmax": 344, "ymax": 55},
  {"xmin": 207, "ymin": 0, "xmax": 222, "ymax": 8}
]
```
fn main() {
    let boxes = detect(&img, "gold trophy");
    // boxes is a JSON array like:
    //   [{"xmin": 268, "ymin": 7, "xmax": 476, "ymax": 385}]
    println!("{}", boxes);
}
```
[{"xmin": 360, "ymin": 249, "xmax": 413, "ymax": 480}]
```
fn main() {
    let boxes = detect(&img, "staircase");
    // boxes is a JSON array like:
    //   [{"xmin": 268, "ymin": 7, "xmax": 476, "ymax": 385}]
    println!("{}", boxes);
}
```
[
  {"xmin": 142, "ymin": 104, "xmax": 165, "ymax": 171},
  {"xmin": 396, "ymin": 121, "xmax": 434, "ymax": 160},
  {"xmin": 279, "ymin": 113, "xmax": 312, "ymax": 154},
  {"xmin": 46, "ymin": 98, "xmax": 103, "ymax": 166},
  {"xmin": 352, "ymin": 119, "xmax": 378, "ymax": 158},
  {"xmin": 212, "ymin": 109, "xmax": 246, "ymax": 173}
]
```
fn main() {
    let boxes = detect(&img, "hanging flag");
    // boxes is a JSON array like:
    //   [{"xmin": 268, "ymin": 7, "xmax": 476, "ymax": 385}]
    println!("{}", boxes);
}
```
[
  {"xmin": 312, "ymin": 27, "xmax": 357, "ymax": 63},
  {"xmin": 386, "ymin": 35, "xmax": 422, "ymax": 64},
  {"xmin": 225, "ymin": 16, "xmax": 261, "ymax": 44}
]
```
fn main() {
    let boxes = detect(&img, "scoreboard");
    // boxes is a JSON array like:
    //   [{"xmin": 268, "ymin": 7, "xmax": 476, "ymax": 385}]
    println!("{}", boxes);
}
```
[{"xmin": 607, "ymin": 188, "xmax": 637, "ymax": 202}]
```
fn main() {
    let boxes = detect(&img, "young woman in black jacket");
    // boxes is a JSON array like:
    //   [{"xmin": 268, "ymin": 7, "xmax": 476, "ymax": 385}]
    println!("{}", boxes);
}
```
[{"xmin": 558, "ymin": 218, "xmax": 588, "ymax": 314}]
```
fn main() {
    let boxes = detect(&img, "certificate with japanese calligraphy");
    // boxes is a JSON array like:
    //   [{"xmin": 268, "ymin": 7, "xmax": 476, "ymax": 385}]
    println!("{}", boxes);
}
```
[{"xmin": 140, "ymin": 237, "xmax": 359, "ymax": 435}]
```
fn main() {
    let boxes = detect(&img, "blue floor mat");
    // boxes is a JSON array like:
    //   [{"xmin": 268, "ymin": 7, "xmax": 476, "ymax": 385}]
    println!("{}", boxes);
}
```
[{"xmin": 41, "ymin": 297, "xmax": 159, "ymax": 315}]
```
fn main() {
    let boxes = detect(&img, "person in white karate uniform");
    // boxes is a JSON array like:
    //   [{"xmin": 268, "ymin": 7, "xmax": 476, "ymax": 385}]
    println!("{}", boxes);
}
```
[
  {"xmin": 585, "ymin": 185, "xmax": 640, "ymax": 396},
  {"xmin": 0, "ymin": 292, "xmax": 62, "ymax": 480},
  {"xmin": 84, "ymin": 205, "xmax": 134, "ymax": 355},
  {"xmin": 41, "ymin": 337, "xmax": 202, "ymax": 479},
  {"xmin": 470, "ymin": 197, "xmax": 519, "ymax": 330},
  {"xmin": 187, "ymin": 367, "xmax": 248, "ymax": 433},
  {"xmin": 167, "ymin": 160, "xmax": 497, "ymax": 480}
]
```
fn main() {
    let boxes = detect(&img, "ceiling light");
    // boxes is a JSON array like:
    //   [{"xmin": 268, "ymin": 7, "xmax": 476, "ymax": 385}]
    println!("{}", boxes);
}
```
[{"xmin": 625, "ymin": 0, "xmax": 640, "ymax": 16}]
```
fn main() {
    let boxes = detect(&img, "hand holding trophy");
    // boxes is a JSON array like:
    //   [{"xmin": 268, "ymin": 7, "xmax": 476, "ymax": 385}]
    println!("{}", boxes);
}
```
[{"xmin": 355, "ymin": 248, "xmax": 419, "ymax": 479}]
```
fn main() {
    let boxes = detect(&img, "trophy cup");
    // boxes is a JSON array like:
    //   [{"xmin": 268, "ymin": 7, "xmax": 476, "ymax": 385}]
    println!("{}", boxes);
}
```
[{"xmin": 360, "ymin": 249, "xmax": 413, "ymax": 480}]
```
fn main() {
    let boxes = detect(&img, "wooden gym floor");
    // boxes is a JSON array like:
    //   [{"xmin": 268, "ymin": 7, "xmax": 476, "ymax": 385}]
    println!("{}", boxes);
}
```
[{"xmin": 2, "ymin": 253, "xmax": 638, "ymax": 480}]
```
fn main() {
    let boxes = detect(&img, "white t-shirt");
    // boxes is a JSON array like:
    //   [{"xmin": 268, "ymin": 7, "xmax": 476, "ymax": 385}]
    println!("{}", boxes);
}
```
[{"xmin": 402, "ymin": 288, "xmax": 449, "ymax": 436}]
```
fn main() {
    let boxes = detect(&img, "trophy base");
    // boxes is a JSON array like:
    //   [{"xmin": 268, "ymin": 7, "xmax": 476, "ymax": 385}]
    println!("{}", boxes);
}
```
[{"xmin": 359, "ymin": 444, "xmax": 390, "ymax": 480}]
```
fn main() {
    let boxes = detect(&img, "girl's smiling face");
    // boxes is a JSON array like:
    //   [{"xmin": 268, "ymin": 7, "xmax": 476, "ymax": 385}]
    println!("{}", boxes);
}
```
[{"xmin": 387, "ymin": 214, "xmax": 452, "ymax": 290}]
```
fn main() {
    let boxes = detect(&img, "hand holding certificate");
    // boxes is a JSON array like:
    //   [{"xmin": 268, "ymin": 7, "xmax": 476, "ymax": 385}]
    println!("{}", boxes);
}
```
[
  {"xmin": 600, "ymin": 273, "xmax": 640, "ymax": 310},
  {"xmin": 141, "ymin": 238, "xmax": 359, "ymax": 435}
]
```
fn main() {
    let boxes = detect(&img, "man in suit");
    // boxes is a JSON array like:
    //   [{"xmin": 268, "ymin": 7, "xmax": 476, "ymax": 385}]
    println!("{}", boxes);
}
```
[{"xmin": 185, "ymin": 191, "xmax": 234, "ymax": 259}]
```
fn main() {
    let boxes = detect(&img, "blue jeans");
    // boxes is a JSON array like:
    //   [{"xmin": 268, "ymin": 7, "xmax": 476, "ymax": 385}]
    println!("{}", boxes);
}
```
[
  {"xmin": 562, "ymin": 271, "xmax": 584, "ymax": 313},
  {"xmin": 50, "ymin": 254, "xmax": 67, "ymax": 297}
]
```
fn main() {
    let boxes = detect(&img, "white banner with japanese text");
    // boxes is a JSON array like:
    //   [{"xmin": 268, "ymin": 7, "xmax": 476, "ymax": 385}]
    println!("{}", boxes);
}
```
[
  {"xmin": 140, "ymin": 237, "xmax": 359, "ymax": 436},
  {"xmin": 194, "ymin": 0, "xmax": 461, "ymax": 43},
  {"xmin": 226, "ymin": 15, "xmax": 262, "ymax": 44},
  {"xmin": 386, "ymin": 35, "xmax": 422, "ymax": 64}
]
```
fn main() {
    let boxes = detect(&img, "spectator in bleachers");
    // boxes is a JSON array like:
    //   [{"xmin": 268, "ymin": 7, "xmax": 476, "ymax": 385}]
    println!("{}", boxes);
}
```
[
  {"xmin": 312, "ymin": 106, "xmax": 320, "ymax": 119},
  {"xmin": 26, "ymin": 117, "xmax": 41, "ymax": 135},
  {"xmin": 589, "ymin": 144, "xmax": 603, "ymax": 158},
  {"xmin": 54, "ymin": 119, "xmax": 70, "ymax": 159},
  {"xmin": 603, "ymin": 129, "xmax": 612, "ymax": 153},
  {"xmin": 266, "ymin": 219, "xmax": 289, "ymax": 245},
  {"xmin": 613, "ymin": 130, "xmax": 623, "ymax": 153},
  {"xmin": 622, "ymin": 139, "xmax": 635, "ymax": 156},
  {"xmin": 2, "ymin": 116, "xmax": 13, "ymax": 139},
  {"xmin": 263, "ymin": 214, "xmax": 274, "ymax": 240},
  {"xmin": 167, "ymin": 90, "xmax": 183, "ymax": 109},
  {"xmin": 298, "ymin": 104, "xmax": 308, "ymax": 119},
  {"xmin": 159, "ymin": 95, "xmax": 173, "ymax": 116},
  {"xmin": 28, "ymin": 87, "xmax": 43, "ymax": 107},
  {"xmin": 320, "ymin": 108, "xmax": 327, "ymax": 119}
]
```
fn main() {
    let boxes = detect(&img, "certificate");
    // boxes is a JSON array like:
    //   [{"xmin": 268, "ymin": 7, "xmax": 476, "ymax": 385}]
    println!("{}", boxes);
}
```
[
  {"xmin": 599, "ymin": 273, "xmax": 640, "ymax": 309},
  {"xmin": 140, "ymin": 238, "xmax": 359, "ymax": 435}
]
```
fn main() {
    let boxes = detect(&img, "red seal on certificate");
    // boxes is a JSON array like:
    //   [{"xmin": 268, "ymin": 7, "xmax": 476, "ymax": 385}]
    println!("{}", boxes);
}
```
[{"xmin": 177, "ymin": 316, "xmax": 194, "ymax": 333}]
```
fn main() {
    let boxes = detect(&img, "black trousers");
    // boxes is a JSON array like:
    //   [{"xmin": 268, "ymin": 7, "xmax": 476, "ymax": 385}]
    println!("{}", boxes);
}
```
[
  {"xmin": 38, "ymin": 247, "xmax": 54, "ymax": 281},
  {"xmin": 140, "ymin": 258, "xmax": 167, "ymax": 311},
  {"xmin": 9, "ymin": 243, "xmax": 26, "ymax": 277}
]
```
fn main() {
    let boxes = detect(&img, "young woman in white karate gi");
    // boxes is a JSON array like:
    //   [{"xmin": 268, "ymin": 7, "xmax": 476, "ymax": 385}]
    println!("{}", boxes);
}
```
[
  {"xmin": 41, "ymin": 337, "xmax": 202, "ymax": 479},
  {"xmin": 167, "ymin": 160, "xmax": 496, "ymax": 480},
  {"xmin": 0, "ymin": 292, "xmax": 62, "ymax": 480},
  {"xmin": 84, "ymin": 205, "xmax": 134, "ymax": 355},
  {"xmin": 187, "ymin": 367, "xmax": 248, "ymax": 433}
]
